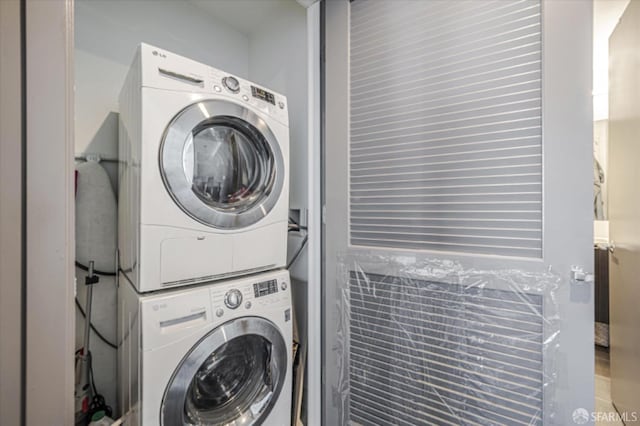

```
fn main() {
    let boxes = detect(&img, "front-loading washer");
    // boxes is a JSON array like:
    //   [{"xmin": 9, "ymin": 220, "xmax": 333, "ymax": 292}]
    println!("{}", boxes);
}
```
[
  {"xmin": 118, "ymin": 269, "xmax": 292, "ymax": 426},
  {"xmin": 119, "ymin": 43, "xmax": 289, "ymax": 292}
]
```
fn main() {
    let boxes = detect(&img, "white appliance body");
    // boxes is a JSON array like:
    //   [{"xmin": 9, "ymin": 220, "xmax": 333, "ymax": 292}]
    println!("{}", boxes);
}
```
[
  {"xmin": 119, "ymin": 43, "xmax": 290, "ymax": 292},
  {"xmin": 118, "ymin": 269, "xmax": 293, "ymax": 426}
]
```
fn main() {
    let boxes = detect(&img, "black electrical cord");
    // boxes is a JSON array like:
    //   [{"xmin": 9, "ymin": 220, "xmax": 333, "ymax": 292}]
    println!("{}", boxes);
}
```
[
  {"xmin": 87, "ymin": 351, "xmax": 113, "ymax": 420},
  {"xmin": 287, "ymin": 217, "xmax": 308, "ymax": 268},
  {"xmin": 75, "ymin": 261, "xmax": 116, "ymax": 276},
  {"xmin": 288, "ymin": 226, "xmax": 307, "ymax": 232},
  {"xmin": 287, "ymin": 234, "xmax": 308, "ymax": 269},
  {"xmin": 288, "ymin": 217, "xmax": 307, "ymax": 233},
  {"xmin": 288, "ymin": 216, "xmax": 307, "ymax": 227},
  {"xmin": 75, "ymin": 299, "xmax": 117, "ymax": 350}
]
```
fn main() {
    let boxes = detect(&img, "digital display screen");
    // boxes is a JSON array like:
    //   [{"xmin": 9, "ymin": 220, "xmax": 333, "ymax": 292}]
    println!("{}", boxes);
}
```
[
  {"xmin": 253, "ymin": 279, "xmax": 278, "ymax": 297},
  {"xmin": 251, "ymin": 86, "xmax": 275, "ymax": 105}
]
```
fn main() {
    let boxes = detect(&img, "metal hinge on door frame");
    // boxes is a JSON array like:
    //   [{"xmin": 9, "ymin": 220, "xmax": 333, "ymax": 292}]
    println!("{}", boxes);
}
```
[{"xmin": 571, "ymin": 266, "xmax": 594, "ymax": 284}]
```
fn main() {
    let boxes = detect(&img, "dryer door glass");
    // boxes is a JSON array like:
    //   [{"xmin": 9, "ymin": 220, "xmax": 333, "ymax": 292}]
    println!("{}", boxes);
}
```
[
  {"xmin": 160, "ymin": 100, "xmax": 285, "ymax": 229},
  {"xmin": 190, "ymin": 117, "xmax": 274, "ymax": 212},
  {"xmin": 161, "ymin": 317, "xmax": 288, "ymax": 426}
]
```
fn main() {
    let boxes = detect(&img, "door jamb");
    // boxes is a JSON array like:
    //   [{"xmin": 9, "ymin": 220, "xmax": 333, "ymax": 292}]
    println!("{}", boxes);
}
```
[{"xmin": 24, "ymin": 0, "xmax": 75, "ymax": 424}]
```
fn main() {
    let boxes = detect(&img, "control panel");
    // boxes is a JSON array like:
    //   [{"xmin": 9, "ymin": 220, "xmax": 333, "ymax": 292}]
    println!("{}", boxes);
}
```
[
  {"xmin": 251, "ymin": 86, "xmax": 275, "ymax": 105},
  {"xmin": 141, "ymin": 44, "xmax": 287, "ymax": 124},
  {"xmin": 209, "ymin": 273, "xmax": 289, "ymax": 320},
  {"xmin": 253, "ymin": 279, "xmax": 279, "ymax": 298},
  {"xmin": 209, "ymin": 68, "xmax": 287, "ymax": 123}
]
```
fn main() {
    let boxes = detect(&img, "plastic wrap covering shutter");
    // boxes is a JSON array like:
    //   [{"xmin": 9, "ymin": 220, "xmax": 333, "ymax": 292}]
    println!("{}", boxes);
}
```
[
  {"xmin": 336, "ymin": 253, "xmax": 562, "ymax": 426},
  {"xmin": 349, "ymin": 0, "xmax": 543, "ymax": 258}
]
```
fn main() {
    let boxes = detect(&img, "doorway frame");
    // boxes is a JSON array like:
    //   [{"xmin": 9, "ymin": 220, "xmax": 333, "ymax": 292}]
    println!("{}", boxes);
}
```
[
  {"xmin": 320, "ymin": 0, "xmax": 594, "ymax": 424},
  {"xmin": 0, "ymin": 0, "xmax": 24, "ymax": 424},
  {"xmin": 20, "ymin": 0, "xmax": 76, "ymax": 424},
  {"xmin": 11, "ymin": 0, "xmax": 325, "ymax": 424}
]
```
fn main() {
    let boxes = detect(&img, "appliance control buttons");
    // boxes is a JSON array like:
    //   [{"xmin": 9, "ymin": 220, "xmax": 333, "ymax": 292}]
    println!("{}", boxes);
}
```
[
  {"xmin": 245, "ymin": 301, "xmax": 252, "ymax": 309},
  {"xmin": 213, "ymin": 85, "xmax": 222, "ymax": 92},
  {"xmin": 222, "ymin": 76, "xmax": 240, "ymax": 93},
  {"xmin": 242, "ymin": 95, "xmax": 249, "ymax": 102},
  {"xmin": 281, "ymin": 281, "xmax": 287, "ymax": 291},
  {"xmin": 224, "ymin": 289, "xmax": 243, "ymax": 310},
  {"xmin": 278, "ymin": 101, "xmax": 285, "ymax": 109},
  {"xmin": 215, "ymin": 308, "xmax": 224, "ymax": 318}
]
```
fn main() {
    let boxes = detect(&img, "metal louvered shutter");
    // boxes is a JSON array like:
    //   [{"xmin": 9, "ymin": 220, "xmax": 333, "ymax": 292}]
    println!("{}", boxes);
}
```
[
  {"xmin": 348, "ymin": 271, "xmax": 545, "ymax": 426},
  {"xmin": 349, "ymin": 0, "xmax": 543, "ymax": 258}
]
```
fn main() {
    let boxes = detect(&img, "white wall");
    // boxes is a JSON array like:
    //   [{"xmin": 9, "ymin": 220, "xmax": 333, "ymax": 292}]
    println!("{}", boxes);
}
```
[{"xmin": 74, "ymin": 0, "xmax": 251, "ymax": 413}]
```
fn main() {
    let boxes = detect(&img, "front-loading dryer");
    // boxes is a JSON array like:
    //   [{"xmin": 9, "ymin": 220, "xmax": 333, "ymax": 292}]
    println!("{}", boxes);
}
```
[
  {"xmin": 119, "ymin": 43, "xmax": 289, "ymax": 292},
  {"xmin": 118, "ymin": 269, "xmax": 293, "ymax": 426}
]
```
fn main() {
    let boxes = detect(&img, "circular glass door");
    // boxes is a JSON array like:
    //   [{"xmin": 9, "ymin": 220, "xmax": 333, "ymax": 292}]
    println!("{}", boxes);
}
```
[
  {"xmin": 160, "ymin": 100, "xmax": 285, "ymax": 229},
  {"xmin": 161, "ymin": 317, "xmax": 287, "ymax": 426}
]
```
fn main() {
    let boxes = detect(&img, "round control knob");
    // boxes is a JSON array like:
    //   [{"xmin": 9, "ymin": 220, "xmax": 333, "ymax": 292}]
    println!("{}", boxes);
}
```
[
  {"xmin": 224, "ymin": 289, "xmax": 243, "ymax": 310},
  {"xmin": 281, "ymin": 281, "xmax": 287, "ymax": 291},
  {"xmin": 222, "ymin": 76, "xmax": 240, "ymax": 93}
]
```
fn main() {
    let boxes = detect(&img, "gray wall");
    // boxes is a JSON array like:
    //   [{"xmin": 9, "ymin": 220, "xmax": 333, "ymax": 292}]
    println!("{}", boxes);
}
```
[
  {"xmin": 246, "ymin": 0, "xmax": 309, "ymax": 343},
  {"xmin": 249, "ymin": 5, "xmax": 308, "ymax": 212},
  {"xmin": 246, "ymin": 7, "xmax": 310, "ymax": 422}
]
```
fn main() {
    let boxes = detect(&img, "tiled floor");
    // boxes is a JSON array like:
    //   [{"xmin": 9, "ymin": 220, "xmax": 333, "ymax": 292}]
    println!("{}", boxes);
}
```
[{"xmin": 595, "ymin": 345, "xmax": 624, "ymax": 425}]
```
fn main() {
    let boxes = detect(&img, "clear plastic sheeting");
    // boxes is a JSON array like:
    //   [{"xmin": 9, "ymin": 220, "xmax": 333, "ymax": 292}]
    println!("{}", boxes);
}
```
[{"xmin": 335, "ymin": 253, "xmax": 562, "ymax": 426}]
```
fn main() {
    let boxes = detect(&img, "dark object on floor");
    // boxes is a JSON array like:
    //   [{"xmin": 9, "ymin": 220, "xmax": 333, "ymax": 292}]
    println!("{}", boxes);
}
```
[{"xmin": 595, "ymin": 247, "xmax": 610, "ymax": 347}]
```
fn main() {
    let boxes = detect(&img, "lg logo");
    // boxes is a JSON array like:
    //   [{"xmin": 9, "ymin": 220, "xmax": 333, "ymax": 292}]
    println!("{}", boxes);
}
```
[
  {"xmin": 152, "ymin": 303, "xmax": 167, "ymax": 311},
  {"xmin": 152, "ymin": 50, "xmax": 167, "ymax": 58}
]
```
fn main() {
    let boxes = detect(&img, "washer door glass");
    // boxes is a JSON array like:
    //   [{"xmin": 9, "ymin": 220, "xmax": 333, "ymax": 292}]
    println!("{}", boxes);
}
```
[
  {"xmin": 161, "ymin": 318, "xmax": 287, "ymax": 426},
  {"xmin": 161, "ymin": 100, "xmax": 285, "ymax": 229}
]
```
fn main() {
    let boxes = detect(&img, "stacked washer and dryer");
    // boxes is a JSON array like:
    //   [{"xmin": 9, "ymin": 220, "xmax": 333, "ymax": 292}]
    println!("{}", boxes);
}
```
[{"xmin": 117, "ymin": 43, "xmax": 292, "ymax": 426}]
